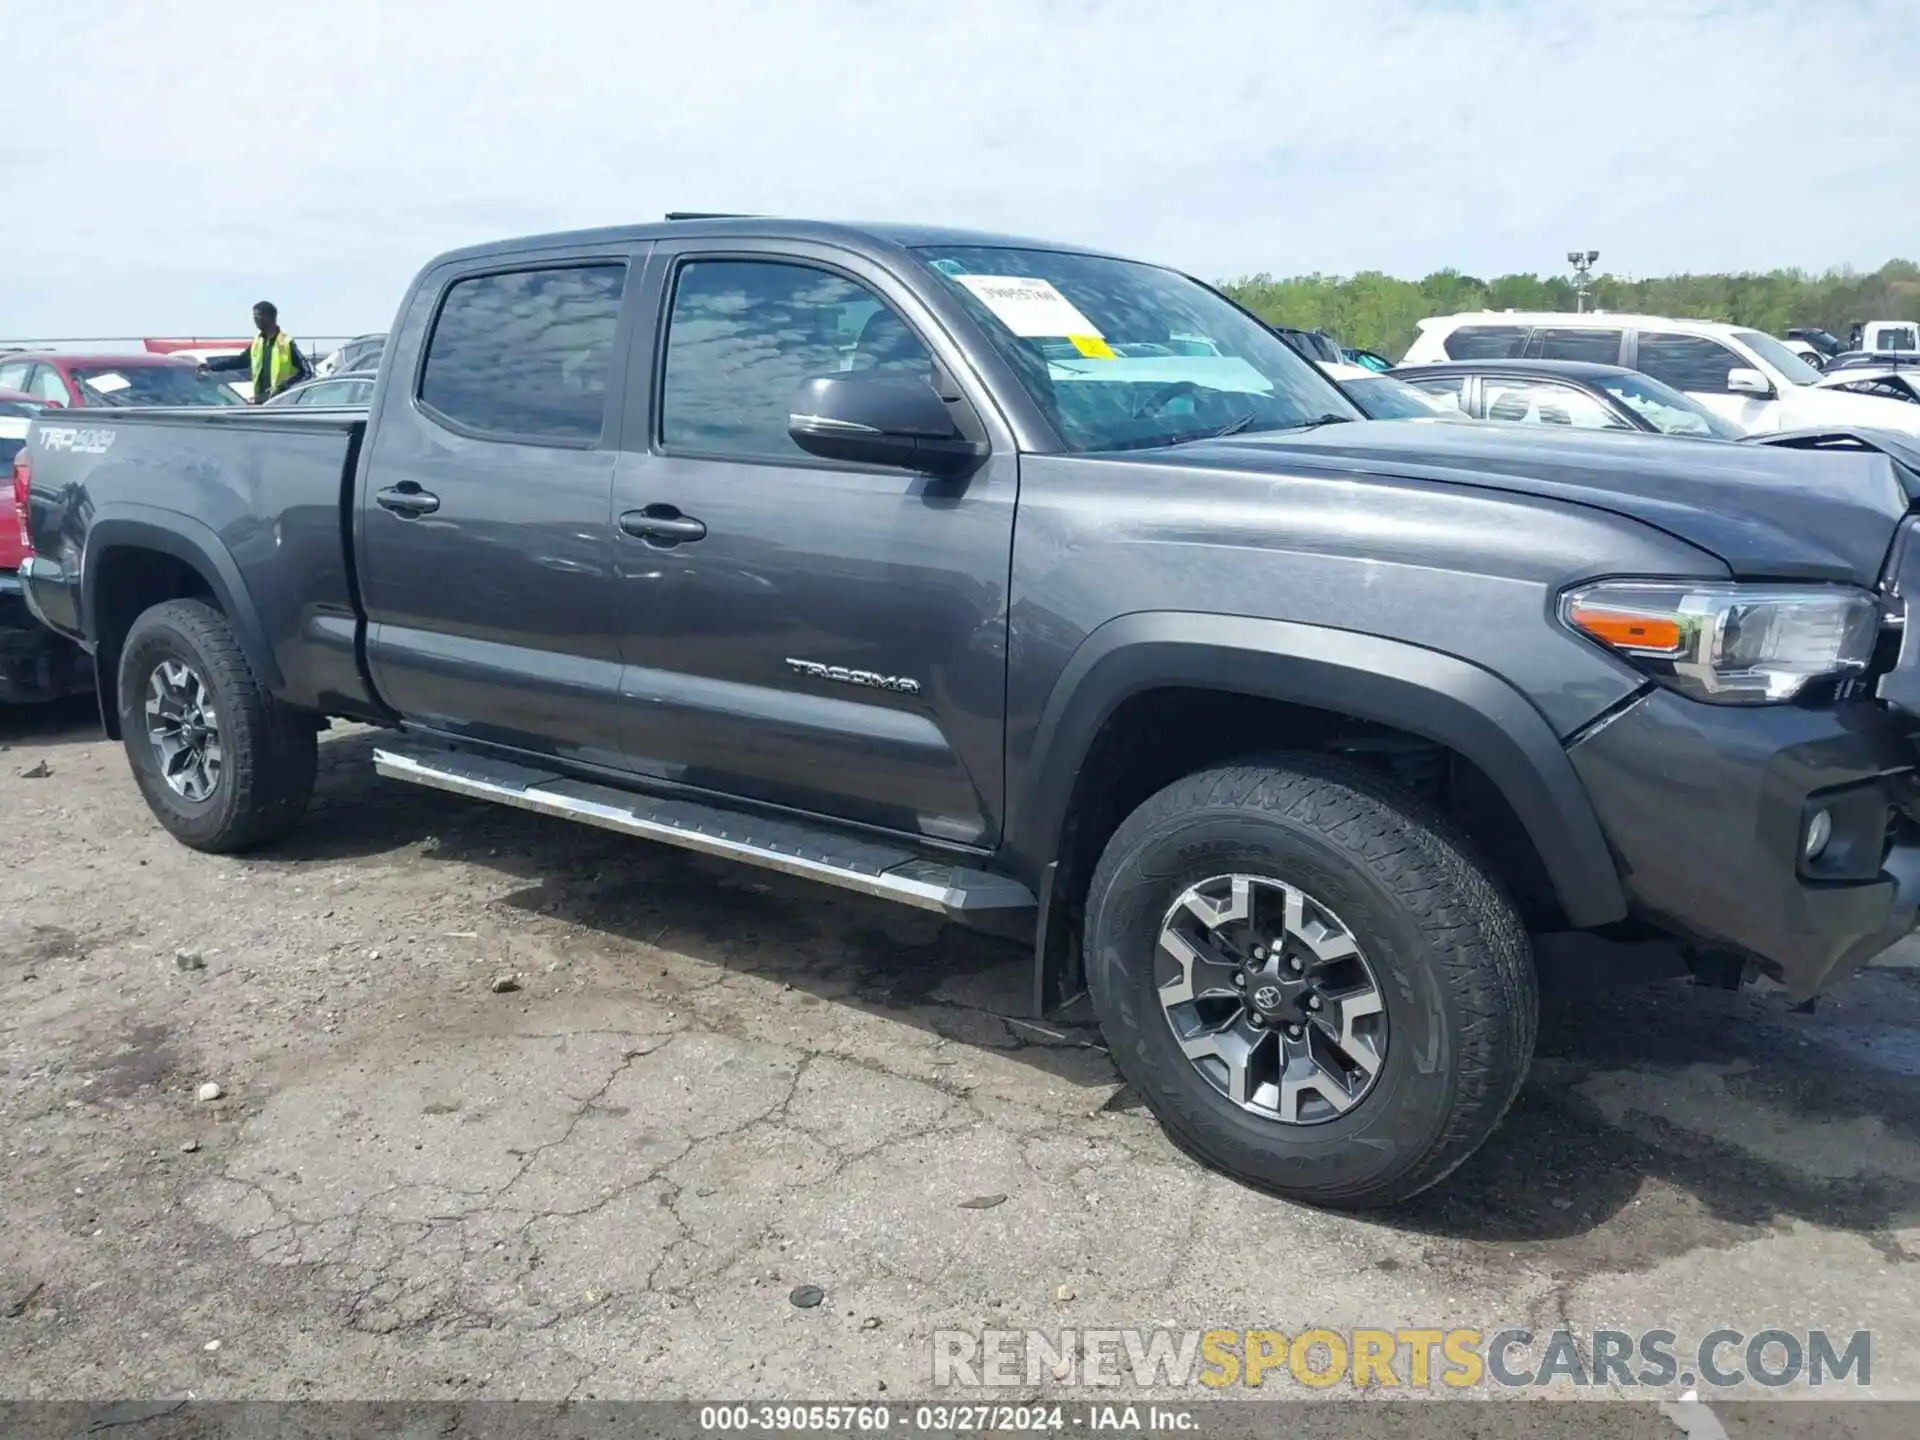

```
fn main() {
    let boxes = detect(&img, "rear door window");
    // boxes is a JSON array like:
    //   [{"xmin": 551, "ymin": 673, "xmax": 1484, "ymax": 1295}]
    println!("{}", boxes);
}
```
[
  {"xmin": 1404, "ymin": 374, "xmax": 1467, "ymax": 411},
  {"xmin": 1441, "ymin": 325, "xmax": 1527, "ymax": 360},
  {"xmin": 1636, "ymin": 333, "xmax": 1746, "ymax": 394},
  {"xmin": 1481, "ymin": 379, "xmax": 1632, "ymax": 430},
  {"xmin": 418, "ymin": 263, "xmax": 628, "ymax": 443},
  {"xmin": 29, "ymin": 367, "xmax": 70, "ymax": 404},
  {"xmin": 1529, "ymin": 328, "xmax": 1624, "ymax": 363}
]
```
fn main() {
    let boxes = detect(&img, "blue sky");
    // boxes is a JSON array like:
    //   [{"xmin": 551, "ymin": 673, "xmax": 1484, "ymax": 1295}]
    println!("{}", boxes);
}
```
[{"xmin": 5, "ymin": 0, "xmax": 1916, "ymax": 337}]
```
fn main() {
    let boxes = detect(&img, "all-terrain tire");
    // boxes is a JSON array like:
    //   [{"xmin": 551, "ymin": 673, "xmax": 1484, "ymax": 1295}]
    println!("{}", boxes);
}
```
[
  {"xmin": 1083, "ymin": 755, "xmax": 1536, "ymax": 1208},
  {"xmin": 118, "ymin": 599, "xmax": 316, "ymax": 853}
]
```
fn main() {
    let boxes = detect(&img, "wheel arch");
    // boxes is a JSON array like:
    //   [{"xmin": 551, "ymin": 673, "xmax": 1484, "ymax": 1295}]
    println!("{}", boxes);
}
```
[
  {"xmin": 82, "ymin": 508, "xmax": 282, "ymax": 739},
  {"xmin": 1006, "ymin": 612, "xmax": 1627, "ymax": 931}
]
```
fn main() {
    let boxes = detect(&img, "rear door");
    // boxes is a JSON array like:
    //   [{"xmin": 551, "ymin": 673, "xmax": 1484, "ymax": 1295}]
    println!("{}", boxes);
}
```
[
  {"xmin": 606, "ymin": 239, "xmax": 1018, "ymax": 845},
  {"xmin": 356, "ymin": 244, "xmax": 643, "ymax": 764}
]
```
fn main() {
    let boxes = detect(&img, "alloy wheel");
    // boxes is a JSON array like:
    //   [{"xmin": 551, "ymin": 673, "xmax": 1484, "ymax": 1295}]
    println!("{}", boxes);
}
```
[
  {"xmin": 145, "ymin": 659, "xmax": 223, "ymax": 803},
  {"xmin": 1155, "ymin": 873, "xmax": 1387, "ymax": 1124}
]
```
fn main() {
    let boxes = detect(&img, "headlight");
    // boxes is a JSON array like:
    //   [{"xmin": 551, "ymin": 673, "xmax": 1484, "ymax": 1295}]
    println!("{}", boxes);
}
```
[{"xmin": 1559, "ymin": 581, "xmax": 1880, "ymax": 704}]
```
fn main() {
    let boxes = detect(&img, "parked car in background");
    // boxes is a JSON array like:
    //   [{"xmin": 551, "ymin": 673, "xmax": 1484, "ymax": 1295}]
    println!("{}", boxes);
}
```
[
  {"xmin": 1815, "ymin": 365, "xmax": 1920, "ymax": 407},
  {"xmin": 165, "ymin": 347, "xmax": 253, "ymax": 401},
  {"xmin": 0, "ymin": 353, "xmax": 241, "ymax": 409},
  {"xmin": 264, "ymin": 371, "xmax": 377, "ymax": 407},
  {"xmin": 315, "ymin": 333, "xmax": 385, "ymax": 378},
  {"xmin": 1271, "ymin": 325, "xmax": 1344, "ymax": 365},
  {"xmin": 1786, "ymin": 326, "xmax": 1845, "ymax": 361},
  {"xmin": 1860, "ymin": 321, "xmax": 1920, "ymax": 356},
  {"xmin": 1319, "ymin": 361, "xmax": 1465, "ymax": 420},
  {"xmin": 1394, "ymin": 359, "xmax": 1746, "ymax": 439},
  {"xmin": 2, "ymin": 397, "xmax": 90, "ymax": 703},
  {"xmin": 1402, "ymin": 311, "xmax": 1920, "ymax": 436},
  {"xmin": 1824, "ymin": 351, "xmax": 1920, "ymax": 373}
]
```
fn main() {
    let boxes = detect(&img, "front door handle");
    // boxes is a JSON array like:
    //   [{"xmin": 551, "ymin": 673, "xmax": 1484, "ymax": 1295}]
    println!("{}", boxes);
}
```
[
  {"xmin": 375, "ymin": 484, "xmax": 441, "ymax": 517},
  {"xmin": 619, "ymin": 505, "xmax": 707, "ymax": 546}
]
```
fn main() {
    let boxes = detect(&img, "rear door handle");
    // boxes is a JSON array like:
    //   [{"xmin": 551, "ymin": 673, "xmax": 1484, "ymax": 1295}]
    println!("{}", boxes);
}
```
[
  {"xmin": 375, "ymin": 484, "xmax": 440, "ymax": 517},
  {"xmin": 619, "ymin": 505, "xmax": 707, "ymax": 546}
]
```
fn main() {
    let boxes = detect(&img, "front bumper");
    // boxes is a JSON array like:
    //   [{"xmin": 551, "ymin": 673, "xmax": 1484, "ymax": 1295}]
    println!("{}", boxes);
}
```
[{"xmin": 1568, "ymin": 689, "xmax": 1920, "ymax": 1000}]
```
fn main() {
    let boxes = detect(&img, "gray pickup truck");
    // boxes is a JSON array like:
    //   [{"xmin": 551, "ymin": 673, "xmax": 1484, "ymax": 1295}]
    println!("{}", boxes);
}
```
[{"xmin": 19, "ymin": 217, "xmax": 1920, "ymax": 1207}]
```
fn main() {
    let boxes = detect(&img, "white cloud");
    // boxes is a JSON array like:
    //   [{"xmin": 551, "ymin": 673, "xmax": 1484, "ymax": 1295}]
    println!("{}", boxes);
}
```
[{"xmin": 5, "ymin": 0, "xmax": 1916, "ymax": 336}]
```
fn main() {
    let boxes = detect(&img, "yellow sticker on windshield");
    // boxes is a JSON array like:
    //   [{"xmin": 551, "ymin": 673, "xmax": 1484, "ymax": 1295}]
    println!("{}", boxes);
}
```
[{"xmin": 1068, "ymin": 334, "xmax": 1117, "ymax": 359}]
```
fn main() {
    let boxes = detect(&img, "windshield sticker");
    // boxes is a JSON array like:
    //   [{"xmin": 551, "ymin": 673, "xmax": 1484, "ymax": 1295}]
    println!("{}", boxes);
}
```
[
  {"xmin": 83, "ymin": 373, "xmax": 131, "ymax": 394},
  {"xmin": 1068, "ymin": 334, "xmax": 1117, "ymax": 360},
  {"xmin": 929, "ymin": 258, "xmax": 970, "ymax": 277},
  {"xmin": 953, "ymin": 275, "xmax": 1104, "ymax": 340}
]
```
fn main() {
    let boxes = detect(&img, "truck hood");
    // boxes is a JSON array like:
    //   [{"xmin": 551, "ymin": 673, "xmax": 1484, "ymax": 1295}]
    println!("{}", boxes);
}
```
[{"xmin": 1157, "ymin": 420, "xmax": 1916, "ymax": 585}]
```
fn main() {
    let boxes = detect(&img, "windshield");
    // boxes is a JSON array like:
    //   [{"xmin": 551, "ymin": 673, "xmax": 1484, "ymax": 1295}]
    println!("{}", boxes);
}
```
[
  {"xmin": 913, "ymin": 246, "xmax": 1360, "ymax": 452},
  {"xmin": 1873, "ymin": 325, "xmax": 1920, "ymax": 352},
  {"xmin": 1595, "ymin": 371, "xmax": 1744, "ymax": 439},
  {"xmin": 70, "ymin": 364, "xmax": 242, "ymax": 407},
  {"xmin": 1732, "ymin": 330, "xmax": 1822, "ymax": 387},
  {"xmin": 1343, "ymin": 375, "xmax": 1457, "ymax": 419}
]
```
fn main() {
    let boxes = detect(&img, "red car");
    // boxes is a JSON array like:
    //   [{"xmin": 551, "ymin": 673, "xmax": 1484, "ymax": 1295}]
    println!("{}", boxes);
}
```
[
  {"xmin": 0, "ymin": 351, "xmax": 242, "ymax": 409},
  {"xmin": 2, "ymin": 394, "xmax": 91, "ymax": 703}
]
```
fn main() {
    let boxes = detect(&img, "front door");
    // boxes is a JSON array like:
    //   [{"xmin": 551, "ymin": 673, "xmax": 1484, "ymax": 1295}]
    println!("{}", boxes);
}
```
[
  {"xmin": 358, "ymin": 251, "xmax": 639, "ymax": 765},
  {"xmin": 1633, "ymin": 331, "xmax": 1775, "ymax": 430},
  {"xmin": 608, "ymin": 244, "xmax": 1017, "ymax": 847}
]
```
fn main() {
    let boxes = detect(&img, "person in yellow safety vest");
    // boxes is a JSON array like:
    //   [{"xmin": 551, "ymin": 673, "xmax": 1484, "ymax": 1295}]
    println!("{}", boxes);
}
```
[{"xmin": 199, "ymin": 301, "xmax": 313, "ymax": 403}]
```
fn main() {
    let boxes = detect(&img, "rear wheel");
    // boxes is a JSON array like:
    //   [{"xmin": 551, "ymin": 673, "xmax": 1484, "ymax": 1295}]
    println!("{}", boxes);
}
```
[
  {"xmin": 1083, "ymin": 756, "xmax": 1536, "ymax": 1208},
  {"xmin": 118, "ymin": 599, "xmax": 316, "ymax": 852}
]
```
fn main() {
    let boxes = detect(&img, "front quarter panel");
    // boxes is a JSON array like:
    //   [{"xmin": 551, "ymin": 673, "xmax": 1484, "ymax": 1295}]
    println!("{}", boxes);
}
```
[{"xmin": 1003, "ymin": 452, "xmax": 1731, "ymax": 908}]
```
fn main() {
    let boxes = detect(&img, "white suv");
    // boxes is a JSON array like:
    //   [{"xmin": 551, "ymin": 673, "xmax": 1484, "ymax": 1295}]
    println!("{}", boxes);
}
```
[{"xmin": 1402, "ymin": 312, "xmax": 1920, "ymax": 436}]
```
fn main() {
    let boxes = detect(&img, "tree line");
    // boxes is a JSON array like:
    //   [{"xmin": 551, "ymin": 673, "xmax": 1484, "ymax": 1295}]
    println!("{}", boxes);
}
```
[{"xmin": 1218, "ymin": 259, "xmax": 1920, "ymax": 362}]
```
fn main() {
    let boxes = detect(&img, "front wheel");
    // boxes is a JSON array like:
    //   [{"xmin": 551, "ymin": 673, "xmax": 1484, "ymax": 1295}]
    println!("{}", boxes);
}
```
[
  {"xmin": 118, "ymin": 599, "xmax": 317, "ymax": 853},
  {"xmin": 1083, "ymin": 757, "xmax": 1536, "ymax": 1208}
]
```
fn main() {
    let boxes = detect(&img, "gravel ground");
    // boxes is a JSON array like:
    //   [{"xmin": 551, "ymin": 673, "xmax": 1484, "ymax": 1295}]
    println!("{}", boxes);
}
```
[{"xmin": 3, "ymin": 700, "xmax": 1919, "ymax": 1434}]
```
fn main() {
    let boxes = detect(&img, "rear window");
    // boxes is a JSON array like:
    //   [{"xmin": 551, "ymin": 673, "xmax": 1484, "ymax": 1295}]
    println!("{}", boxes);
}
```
[
  {"xmin": 1529, "ymin": 328, "xmax": 1623, "ymax": 363},
  {"xmin": 418, "ymin": 264, "xmax": 627, "ymax": 443},
  {"xmin": 1441, "ymin": 325, "xmax": 1526, "ymax": 360},
  {"xmin": 69, "ymin": 365, "xmax": 241, "ymax": 407}
]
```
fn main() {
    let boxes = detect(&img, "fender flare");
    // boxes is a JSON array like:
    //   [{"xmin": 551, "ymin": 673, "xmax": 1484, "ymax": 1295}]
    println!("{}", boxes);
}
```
[
  {"xmin": 82, "ymin": 507, "xmax": 284, "ymax": 694},
  {"xmin": 1004, "ymin": 611, "xmax": 1626, "ymax": 928}
]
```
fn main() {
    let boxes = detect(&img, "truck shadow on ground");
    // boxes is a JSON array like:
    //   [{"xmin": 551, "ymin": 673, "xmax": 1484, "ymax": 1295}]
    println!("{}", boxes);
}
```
[
  {"xmin": 0, "ymin": 694, "xmax": 100, "ymax": 750},
  {"xmin": 275, "ymin": 730, "xmax": 1920, "ymax": 1252}
]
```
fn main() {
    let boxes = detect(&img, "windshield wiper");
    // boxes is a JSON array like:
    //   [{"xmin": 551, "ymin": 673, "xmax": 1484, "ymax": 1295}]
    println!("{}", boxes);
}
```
[
  {"xmin": 1202, "ymin": 411, "xmax": 1261, "ymax": 439},
  {"xmin": 1282, "ymin": 414, "xmax": 1356, "ymax": 431}
]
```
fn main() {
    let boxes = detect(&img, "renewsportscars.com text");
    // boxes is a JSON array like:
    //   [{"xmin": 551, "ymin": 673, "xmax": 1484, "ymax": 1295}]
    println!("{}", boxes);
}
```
[{"xmin": 932, "ymin": 1327, "xmax": 1871, "ymax": 1390}]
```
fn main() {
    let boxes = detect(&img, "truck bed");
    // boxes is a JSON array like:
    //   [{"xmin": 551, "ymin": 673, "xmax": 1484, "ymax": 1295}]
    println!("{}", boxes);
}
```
[{"xmin": 21, "ymin": 406, "xmax": 376, "ymax": 716}]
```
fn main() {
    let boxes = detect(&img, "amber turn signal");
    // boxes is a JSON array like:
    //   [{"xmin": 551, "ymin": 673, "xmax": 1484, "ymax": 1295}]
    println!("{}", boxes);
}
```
[{"xmin": 1565, "ymin": 604, "xmax": 1684, "ymax": 654}]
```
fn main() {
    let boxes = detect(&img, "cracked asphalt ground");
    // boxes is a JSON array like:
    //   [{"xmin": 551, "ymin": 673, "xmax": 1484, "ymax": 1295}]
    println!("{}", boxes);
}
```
[{"xmin": 4, "ymin": 702, "xmax": 1920, "ymax": 1432}]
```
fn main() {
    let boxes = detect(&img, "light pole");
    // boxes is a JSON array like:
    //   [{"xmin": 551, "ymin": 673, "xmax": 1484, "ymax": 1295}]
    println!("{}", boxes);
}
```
[{"xmin": 1567, "ymin": 249, "xmax": 1600, "ymax": 313}]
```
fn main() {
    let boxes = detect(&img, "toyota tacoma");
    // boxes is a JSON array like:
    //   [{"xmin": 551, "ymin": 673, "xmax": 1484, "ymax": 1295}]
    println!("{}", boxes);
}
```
[{"xmin": 18, "ymin": 217, "xmax": 1920, "ymax": 1207}]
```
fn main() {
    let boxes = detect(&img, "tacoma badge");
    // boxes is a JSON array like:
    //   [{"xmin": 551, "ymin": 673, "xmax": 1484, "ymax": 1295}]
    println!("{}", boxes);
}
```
[{"xmin": 785, "ymin": 658, "xmax": 921, "ymax": 694}]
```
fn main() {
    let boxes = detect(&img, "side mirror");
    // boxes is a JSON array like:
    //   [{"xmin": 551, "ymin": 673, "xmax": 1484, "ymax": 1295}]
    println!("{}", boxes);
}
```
[
  {"xmin": 1727, "ymin": 367, "xmax": 1775, "ymax": 398},
  {"xmin": 788, "ymin": 374, "xmax": 986, "ymax": 477}
]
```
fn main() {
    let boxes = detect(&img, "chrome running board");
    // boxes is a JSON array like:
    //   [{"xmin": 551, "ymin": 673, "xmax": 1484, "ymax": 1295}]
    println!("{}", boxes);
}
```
[{"xmin": 372, "ymin": 738, "xmax": 1035, "ymax": 921}]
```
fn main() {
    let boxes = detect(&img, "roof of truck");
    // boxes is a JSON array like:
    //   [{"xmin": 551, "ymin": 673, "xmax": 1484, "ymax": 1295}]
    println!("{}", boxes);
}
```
[{"xmin": 429, "ymin": 216, "xmax": 1129, "ymax": 267}]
